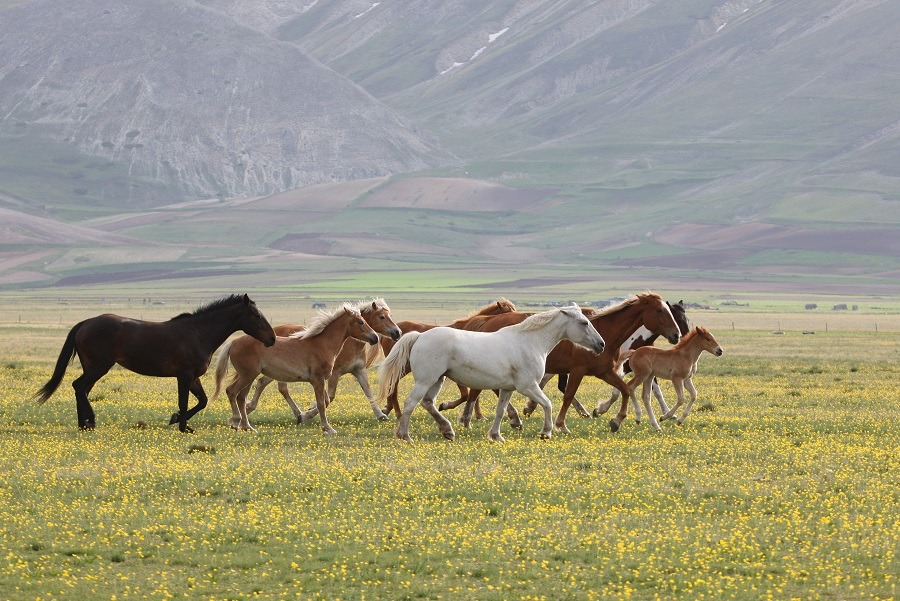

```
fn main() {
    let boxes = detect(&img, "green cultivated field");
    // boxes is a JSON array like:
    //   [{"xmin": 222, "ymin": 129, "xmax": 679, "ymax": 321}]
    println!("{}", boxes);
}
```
[{"xmin": 0, "ymin": 297, "xmax": 897, "ymax": 599}]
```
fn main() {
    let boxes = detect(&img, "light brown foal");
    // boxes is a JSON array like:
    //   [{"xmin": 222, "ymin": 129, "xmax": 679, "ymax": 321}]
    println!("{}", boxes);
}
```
[
  {"xmin": 246, "ymin": 300, "xmax": 402, "ymax": 422},
  {"xmin": 624, "ymin": 325, "xmax": 723, "ymax": 431},
  {"xmin": 212, "ymin": 305, "xmax": 378, "ymax": 434}
]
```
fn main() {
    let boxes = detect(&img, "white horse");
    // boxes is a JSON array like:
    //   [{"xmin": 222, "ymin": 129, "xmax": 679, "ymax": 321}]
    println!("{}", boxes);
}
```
[{"xmin": 377, "ymin": 306, "xmax": 606, "ymax": 442}]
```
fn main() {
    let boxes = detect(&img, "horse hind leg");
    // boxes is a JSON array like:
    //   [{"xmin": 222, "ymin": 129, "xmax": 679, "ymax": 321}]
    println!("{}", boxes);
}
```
[
  {"xmin": 71, "ymin": 365, "xmax": 111, "ymax": 430},
  {"xmin": 419, "ymin": 377, "xmax": 454, "ymax": 441},
  {"xmin": 652, "ymin": 377, "xmax": 672, "ymax": 418},
  {"xmin": 488, "ymin": 390, "xmax": 514, "ymax": 442},
  {"xmin": 351, "ymin": 369, "xmax": 388, "ymax": 421}
]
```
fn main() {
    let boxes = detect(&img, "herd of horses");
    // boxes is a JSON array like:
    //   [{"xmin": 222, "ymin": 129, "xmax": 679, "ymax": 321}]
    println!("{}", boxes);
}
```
[{"xmin": 33, "ymin": 292, "xmax": 724, "ymax": 441}]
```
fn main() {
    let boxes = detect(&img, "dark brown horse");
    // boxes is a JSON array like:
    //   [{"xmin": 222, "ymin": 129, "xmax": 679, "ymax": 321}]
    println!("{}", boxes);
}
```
[
  {"xmin": 378, "ymin": 299, "xmax": 517, "ymax": 419},
  {"xmin": 34, "ymin": 294, "xmax": 276, "ymax": 432},
  {"xmin": 456, "ymin": 293, "xmax": 682, "ymax": 433}
]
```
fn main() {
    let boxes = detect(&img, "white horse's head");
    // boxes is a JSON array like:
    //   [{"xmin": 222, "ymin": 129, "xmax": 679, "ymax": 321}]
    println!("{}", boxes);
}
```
[{"xmin": 559, "ymin": 305, "xmax": 605, "ymax": 354}]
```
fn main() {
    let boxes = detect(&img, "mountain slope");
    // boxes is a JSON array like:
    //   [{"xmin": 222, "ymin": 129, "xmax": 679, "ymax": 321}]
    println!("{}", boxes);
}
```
[{"xmin": 0, "ymin": 0, "xmax": 454, "ymax": 204}]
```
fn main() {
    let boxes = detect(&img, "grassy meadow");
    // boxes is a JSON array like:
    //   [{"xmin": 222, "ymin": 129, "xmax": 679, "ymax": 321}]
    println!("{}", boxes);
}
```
[{"xmin": 0, "ymin": 298, "xmax": 897, "ymax": 600}]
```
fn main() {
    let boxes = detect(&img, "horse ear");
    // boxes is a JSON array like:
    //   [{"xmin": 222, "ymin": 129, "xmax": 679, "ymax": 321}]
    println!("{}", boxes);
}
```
[
  {"xmin": 678, "ymin": 300, "xmax": 684, "ymax": 306},
  {"xmin": 372, "ymin": 301, "xmax": 378, "ymax": 311},
  {"xmin": 242, "ymin": 294, "xmax": 251, "ymax": 305}
]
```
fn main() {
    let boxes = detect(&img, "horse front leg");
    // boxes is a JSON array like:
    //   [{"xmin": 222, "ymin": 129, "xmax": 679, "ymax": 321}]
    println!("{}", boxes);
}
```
[
  {"xmin": 180, "ymin": 377, "xmax": 209, "ymax": 423},
  {"xmin": 351, "ymin": 368, "xmax": 388, "ymax": 421},
  {"xmin": 662, "ymin": 379, "xmax": 687, "ymax": 422},
  {"xmin": 460, "ymin": 388, "xmax": 481, "ymax": 429},
  {"xmin": 652, "ymin": 377, "xmax": 672, "ymax": 417},
  {"xmin": 310, "ymin": 379, "xmax": 336, "ymax": 435},
  {"xmin": 600, "ymin": 371, "xmax": 632, "ymax": 433},
  {"xmin": 554, "ymin": 371, "xmax": 586, "ymax": 434}
]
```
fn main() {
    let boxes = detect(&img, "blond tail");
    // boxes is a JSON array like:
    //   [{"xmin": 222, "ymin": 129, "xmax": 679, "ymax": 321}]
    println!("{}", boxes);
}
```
[
  {"xmin": 377, "ymin": 331, "xmax": 420, "ymax": 404},
  {"xmin": 210, "ymin": 340, "xmax": 234, "ymax": 402}
]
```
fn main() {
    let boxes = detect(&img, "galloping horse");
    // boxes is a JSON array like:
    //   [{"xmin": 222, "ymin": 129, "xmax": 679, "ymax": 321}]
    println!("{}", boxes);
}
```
[
  {"xmin": 460, "ymin": 293, "xmax": 682, "ymax": 433},
  {"xmin": 591, "ymin": 300, "xmax": 690, "ymax": 421},
  {"xmin": 212, "ymin": 305, "xmax": 378, "ymax": 434},
  {"xmin": 34, "ymin": 294, "xmax": 276, "ymax": 432},
  {"xmin": 623, "ymin": 325, "xmax": 723, "ymax": 430},
  {"xmin": 378, "ymin": 306, "xmax": 605, "ymax": 442},
  {"xmin": 378, "ymin": 299, "xmax": 517, "ymax": 419},
  {"xmin": 245, "ymin": 299, "xmax": 402, "ymax": 422}
]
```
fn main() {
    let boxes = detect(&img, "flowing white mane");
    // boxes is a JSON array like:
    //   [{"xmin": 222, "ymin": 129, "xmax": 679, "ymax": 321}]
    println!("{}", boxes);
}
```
[
  {"xmin": 504, "ymin": 306, "xmax": 580, "ymax": 333},
  {"xmin": 289, "ymin": 303, "xmax": 360, "ymax": 340}
]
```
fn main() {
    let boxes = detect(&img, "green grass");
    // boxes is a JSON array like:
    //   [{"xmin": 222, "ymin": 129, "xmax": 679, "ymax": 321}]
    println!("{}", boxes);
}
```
[{"xmin": 0, "ymin": 323, "xmax": 897, "ymax": 599}]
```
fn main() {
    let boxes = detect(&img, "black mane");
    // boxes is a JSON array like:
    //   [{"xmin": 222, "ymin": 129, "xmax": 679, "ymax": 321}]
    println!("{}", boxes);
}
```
[{"xmin": 172, "ymin": 294, "xmax": 246, "ymax": 320}]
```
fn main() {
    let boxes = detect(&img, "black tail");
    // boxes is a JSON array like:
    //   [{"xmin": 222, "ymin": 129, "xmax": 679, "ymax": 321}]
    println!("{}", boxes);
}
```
[{"xmin": 34, "ymin": 321, "xmax": 83, "ymax": 404}]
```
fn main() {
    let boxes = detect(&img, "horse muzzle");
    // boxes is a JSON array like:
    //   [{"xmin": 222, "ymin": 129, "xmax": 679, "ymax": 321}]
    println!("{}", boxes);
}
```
[
  {"xmin": 366, "ymin": 333, "xmax": 379, "ymax": 345},
  {"xmin": 263, "ymin": 334, "xmax": 277, "ymax": 347},
  {"xmin": 667, "ymin": 333, "xmax": 681, "ymax": 345},
  {"xmin": 591, "ymin": 340, "xmax": 605, "ymax": 354},
  {"xmin": 389, "ymin": 327, "xmax": 402, "ymax": 341},
  {"xmin": 715, "ymin": 347, "xmax": 724, "ymax": 356}
]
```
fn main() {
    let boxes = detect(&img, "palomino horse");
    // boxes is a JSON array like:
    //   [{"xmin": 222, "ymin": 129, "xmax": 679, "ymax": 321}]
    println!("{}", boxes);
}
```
[
  {"xmin": 378, "ymin": 306, "xmax": 605, "ymax": 442},
  {"xmin": 460, "ymin": 293, "xmax": 682, "ymax": 433},
  {"xmin": 34, "ymin": 294, "xmax": 276, "ymax": 433},
  {"xmin": 623, "ymin": 325, "xmax": 723, "ymax": 430},
  {"xmin": 212, "ymin": 305, "xmax": 378, "ymax": 434},
  {"xmin": 591, "ymin": 300, "xmax": 690, "ymax": 421},
  {"xmin": 245, "ymin": 299, "xmax": 402, "ymax": 422},
  {"xmin": 379, "ymin": 299, "xmax": 517, "ymax": 419}
]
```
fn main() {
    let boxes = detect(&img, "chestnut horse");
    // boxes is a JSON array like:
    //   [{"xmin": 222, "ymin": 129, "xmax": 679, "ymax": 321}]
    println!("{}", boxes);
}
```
[
  {"xmin": 591, "ymin": 300, "xmax": 690, "ymax": 421},
  {"xmin": 212, "ymin": 305, "xmax": 377, "ymax": 434},
  {"xmin": 34, "ymin": 294, "xmax": 276, "ymax": 432},
  {"xmin": 245, "ymin": 299, "xmax": 402, "ymax": 422},
  {"xmin": 623, "ymin": 325, "xmax": 723, "ymax": 430},
  {"xmin": 459, "ymin": 293, "xmax": 682, "ymax": 433},
  {"xmin": 378, "ymin": 299, "xmax": 517, "ymax": 419}
]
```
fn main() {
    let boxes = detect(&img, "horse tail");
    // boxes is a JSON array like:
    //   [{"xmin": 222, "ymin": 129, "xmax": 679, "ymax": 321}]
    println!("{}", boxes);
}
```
[
  {"xmin": 210, "ymin": 340, "xmax": 234, "ymax": 403},
  {"xmin": 34, "ymin": 321, "xmax": 84, "ymax": 404},
  {"xmin": 616, "ymin": 349, "xmax": 635, "ymax": 371},
  {"xmin": 377, "ymin": 331, "xmax": 419, "ymax": 403}
]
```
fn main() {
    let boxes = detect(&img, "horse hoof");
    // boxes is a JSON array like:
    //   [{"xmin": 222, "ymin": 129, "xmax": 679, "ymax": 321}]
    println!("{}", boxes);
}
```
[
  {"xmin": 180, "ymin": 425, "xmax": 195, "ymax": 434},
  {"xmin": 442, "ymin": 430, "xmax": 456, "ymax": 441},
  {"xmin": 377, "ymin": 414, "xmax": 389, "ymax": 422},
  {"xmin": 539, "ymin": 432, "xmax": 552, "ymax": 440},
  {"xmin": 591, "ymin": 409, "xmax": 601, "ymax": 418},
  {"xmin": 437, "ymin": 403, "xmax": 448, "ymax": 411},
  {"xmin": 609, "ymin": 419, "xmax": 620, "ymax": 433},
  {"xmin": 78, "ymin": 422, "xmax": 95, "ymax": 431},
  {"xmin": 488, "ymin": 433, "xmax": 506, "ymax": 443},
  {"xmin": 169, "ymin": 413, "xmax": 180, "ymax": 425},
  {"xmin": 555, "ymin": 425, "xmax": 570, "ymax": 434},
  {"xmin": 296, "ymin": 414, "xmax": 304, "ymax": 424},
  {"xmin": 322, "ymin": 428, "xmax": 337, "ymax": 435},
  {"xmin": 511, "ymin": 422, "xmax": 523, "ymax": 431}
]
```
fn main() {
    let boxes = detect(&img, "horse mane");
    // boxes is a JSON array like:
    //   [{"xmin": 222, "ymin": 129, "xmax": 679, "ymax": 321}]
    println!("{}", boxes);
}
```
[
  {"xmin": 354, "ymin": 298, "xmax": 389, "ymax": 315},
  {"xmin": 290, "ymin": 303, "xmax": 359, "ymax": 340},
  {"xmin": 469, "ymin": 298, "xmax": 516, "ymax": 317},
  {"xmin": 588, "ymin": 292, "xmax": 663, "ymax": 319},
  {"xmin": 673, "ymin": 325, "xmax": 707, "ymax": 349},
  {"xmin": 172, "ymin": 294, "xmax": 246, "ymax": 320},
  {"xmin": 503, "ymin": 306, "xmax": 577, "ymax": 333}
]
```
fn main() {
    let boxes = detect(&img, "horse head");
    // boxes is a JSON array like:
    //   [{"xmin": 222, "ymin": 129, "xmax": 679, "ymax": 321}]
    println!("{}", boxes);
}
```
[
  {"xmin": 641, "ymin": 293, "xmax": 681, "ymax": 345},
  {"xmin": 668, "ymin": 300, "xmax": 691, "ymax": 336},
  {"xmin": 362, "ymin": 300, "xmax": 402, "ymax": 341},
  {"xmin": 696, "ymin": 326, "xmax": 724, "ymax": 356},
  {"xmin": 561, "ymin": 305, "xmax": 605, "ymax": 354},
  {"xmin": 239, "ymin": 294, "xmax": 276, "ymax": 347}
]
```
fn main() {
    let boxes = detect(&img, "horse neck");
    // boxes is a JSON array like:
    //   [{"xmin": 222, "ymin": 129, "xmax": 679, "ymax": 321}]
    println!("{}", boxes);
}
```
[
  {"xmin": 512, "ymin": 314, "xmax": 573, "ymax": 356},
  {"xmin": 313, "ymin": 315, "xmax": 354, "ymax": 359},
  {"xmin": 592, "ymin": 303, "xmax": 646, "ymax": 350},
  {"xmin": 678, "ymin": 335, "xmax": 707, "ymax": 363},
  {"xmin": 189, "ymin": 304, "xmax": 247, "ymax": 355}
]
